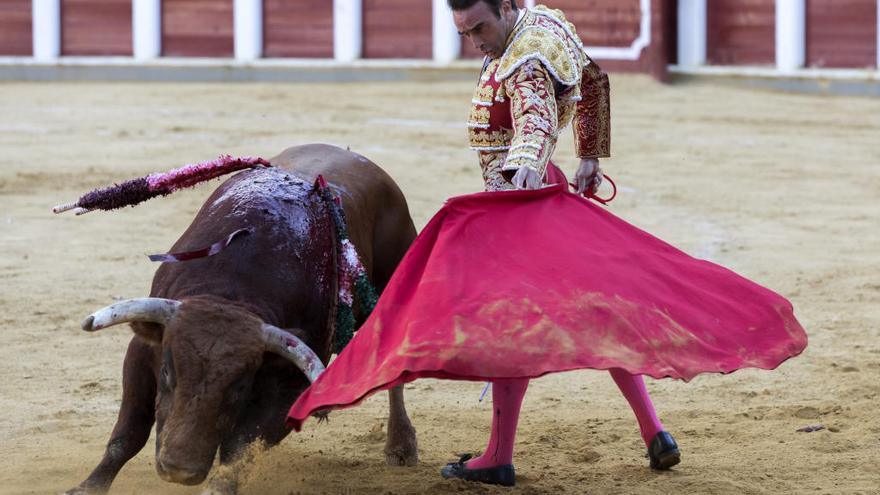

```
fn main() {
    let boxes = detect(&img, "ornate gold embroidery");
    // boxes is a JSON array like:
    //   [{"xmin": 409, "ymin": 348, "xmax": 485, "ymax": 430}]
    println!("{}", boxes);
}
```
[
  {"xmin": 556, "ymin": 84, "xmax": 581, "ymax": 130},
  {"xmin": 502, "ymin": 59, "xmax": 559, "ymax": 178},
  {"xmin": 469, "ymin": 129, "xmax": 514, "ymax": 149},
  {"xmin": 468, "ymin": 106, "xmax": 491, "ymax": 127},
  {"xmin": 474, "ymin": 83, "xmax": 495, "ymax": 105},
  {"xmin": 469, "ymin": 59, "xmax": 513, "ymax": 150},
  {"xmin": 479, "ymin": 151, "xmax": 516, "ymax": 191},
  {"xmin": 574, "ymin": 56, "xmax": 610, "ymax": 159},
  {"xmin": 496, "ymin": 6, "xmax": 586, "ymax": 87},
  {"xmin": 466, "ymin": 5, "xmax": 612, "ymax": 191}
]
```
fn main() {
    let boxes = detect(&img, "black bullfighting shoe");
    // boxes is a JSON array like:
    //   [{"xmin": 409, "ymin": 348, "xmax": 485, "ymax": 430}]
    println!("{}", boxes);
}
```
[
  {"xmin": 648, "ymin": 431, "xmax": 681, "ymax": 470},
  {"xmin": 440, "ymin": 454, "xmax": 516, "ymax": 487}
]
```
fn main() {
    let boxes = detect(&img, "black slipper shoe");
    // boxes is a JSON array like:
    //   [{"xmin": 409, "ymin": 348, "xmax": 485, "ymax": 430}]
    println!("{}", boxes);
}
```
[
  {"xmin": 440, "ymin": 454, "xmax": 516, "ymax": 487},
  {"xmin": 648, "ymin": 431, "xmax": 681, "ymax": 470}
]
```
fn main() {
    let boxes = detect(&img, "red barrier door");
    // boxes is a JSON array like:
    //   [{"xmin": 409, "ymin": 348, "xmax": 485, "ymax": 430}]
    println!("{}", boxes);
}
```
[
  {"xmin": 61, "ymin": 0, "xmax": 132, "ymax": 55},
  {"xmin": 362, "ymin": 0, "xmax": 432, "ymax": 59},
  {"xmin": 806, "ymin": 0, "xmax": 877, "ymax": 68},
  {"xmin": 707, "ymin": 0, "xmax": 775, "ymax": 66},
  {"xmin": 263, "ymin": 0, "xmax": 333, "ymax": 58},
  {"xmin": 0, "ymin": 0, "xmax": 32, "ymax": 55},
  {"xmin": 162, "ymin": 0, "xmax": 233, "ymax": 57}
]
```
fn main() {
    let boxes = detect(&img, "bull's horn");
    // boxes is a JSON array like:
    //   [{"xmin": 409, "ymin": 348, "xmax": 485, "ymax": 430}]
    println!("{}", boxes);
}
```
[
  {"xmin": 82, "ymin": 298, "xmax": 182, "ymax": 332},
  {"xmin": 262, "ymin": 324, "xmax": 325, "ymax": 383}
]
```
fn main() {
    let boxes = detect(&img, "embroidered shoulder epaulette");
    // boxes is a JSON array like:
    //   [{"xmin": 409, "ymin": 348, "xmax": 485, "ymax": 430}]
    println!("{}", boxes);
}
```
[{"xmin": 496, "ymin": 5, "xmax": 587, "ymax": 87}]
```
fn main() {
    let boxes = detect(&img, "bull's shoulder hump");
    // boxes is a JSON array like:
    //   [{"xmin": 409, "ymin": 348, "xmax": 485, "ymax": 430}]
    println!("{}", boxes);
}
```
[{"xmin": 270, "ymin": 144, "xmax": 376, "ymax": 170}]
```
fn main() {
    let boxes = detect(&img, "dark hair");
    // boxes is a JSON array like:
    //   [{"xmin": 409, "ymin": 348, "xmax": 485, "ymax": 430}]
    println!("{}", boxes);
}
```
[{"xmin": 447, "ymin": 0, "xmax": 518, "ymax": 17}]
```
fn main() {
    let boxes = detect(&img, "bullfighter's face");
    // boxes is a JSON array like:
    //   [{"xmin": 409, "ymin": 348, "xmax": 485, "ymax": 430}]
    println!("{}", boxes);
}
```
[
  {"xmin": 143, "ymin": 299, "xmax": 266, "ymax": 485},
  {"xmin": 453, "ymin": 0, "xmax": 518, "ymax": 59}
]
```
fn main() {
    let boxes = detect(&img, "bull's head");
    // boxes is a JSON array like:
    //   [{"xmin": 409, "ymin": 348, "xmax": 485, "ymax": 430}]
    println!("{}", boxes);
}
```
[{"xmin": 80, "ymin": 297, "xmax": 324, "ymax": 485}]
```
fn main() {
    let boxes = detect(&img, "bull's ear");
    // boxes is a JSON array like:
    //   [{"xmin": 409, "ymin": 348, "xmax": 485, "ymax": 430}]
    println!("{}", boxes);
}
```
[{"xmin": 130, "ymin": 321, "xmax": 165, "ymax": 344}]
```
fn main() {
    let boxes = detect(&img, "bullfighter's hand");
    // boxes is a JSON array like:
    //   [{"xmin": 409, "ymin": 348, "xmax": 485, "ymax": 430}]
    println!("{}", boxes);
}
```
[
  {"xmin": 511, "ymin": 165, "xmax": 542, "ymax": 190},
  {"xmin": 575, "ymin": 158, "xmax": 603, "ymax": 195}
]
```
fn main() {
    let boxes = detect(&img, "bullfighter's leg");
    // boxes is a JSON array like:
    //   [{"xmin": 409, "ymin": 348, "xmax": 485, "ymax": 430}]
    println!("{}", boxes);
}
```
[
  {"xmin": 384, "ymin": 385, "xmax": 419, "ymax": 466},
  {"xmin": 466, "ymin": 378, "xmax": 527, "ymax": 469},
  {"xmin": 65, "ymin": 340, "xmax": 157, "ymax": 494},
  {"xmin": 440, "ymin": 378, "xmax": 526, "ymax": 486},
  {"xmin": 609, "ymin": 368, "xmax": 680, "ymax": 470}
]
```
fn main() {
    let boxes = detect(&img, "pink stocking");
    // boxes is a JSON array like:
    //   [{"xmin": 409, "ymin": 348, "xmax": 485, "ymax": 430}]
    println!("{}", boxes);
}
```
[
  {"xmin": 609, "ymin": 368, "xmax": 664, "ymax": 447},
  {"xmin": 466, "ymin": 378, "xmax": 529, "ymax": 469}
]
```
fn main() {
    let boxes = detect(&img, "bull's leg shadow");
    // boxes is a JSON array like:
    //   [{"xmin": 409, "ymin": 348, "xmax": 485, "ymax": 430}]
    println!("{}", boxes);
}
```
[
  {"xmin": 384, "ymin": 385, "xmax": 418, "ymax": 466},
  {"xmin": 64, "ymin": 341, "xmax": 157, "ymax": 495}
]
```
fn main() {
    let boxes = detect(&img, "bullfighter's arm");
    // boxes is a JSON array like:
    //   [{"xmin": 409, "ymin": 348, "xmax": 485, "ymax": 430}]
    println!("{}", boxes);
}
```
[
  {"xmin": 573, "ymin": 57, "xmax": 611, "ymax": 159},
  {"xmin": 500, "ymin": 59, "xmax": 560, "ymax": 181}
]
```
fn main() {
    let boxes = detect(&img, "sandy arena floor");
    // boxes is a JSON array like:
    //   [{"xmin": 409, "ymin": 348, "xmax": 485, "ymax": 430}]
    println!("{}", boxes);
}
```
[{"xmin": 1, "ymin": 75, "xmax": 879, "ymax": 494}]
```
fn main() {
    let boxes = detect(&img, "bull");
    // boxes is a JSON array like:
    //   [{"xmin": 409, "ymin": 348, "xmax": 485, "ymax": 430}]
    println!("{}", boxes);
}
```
[{"xmin": 65, "ymin": 144, "xmax": 419, "ymax": 494}]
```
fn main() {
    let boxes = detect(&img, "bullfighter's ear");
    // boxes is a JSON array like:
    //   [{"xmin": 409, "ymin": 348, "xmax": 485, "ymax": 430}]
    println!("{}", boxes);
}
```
[{"xmin": 130, "ymin": 321, "xmax": 165, "ymax": 344}]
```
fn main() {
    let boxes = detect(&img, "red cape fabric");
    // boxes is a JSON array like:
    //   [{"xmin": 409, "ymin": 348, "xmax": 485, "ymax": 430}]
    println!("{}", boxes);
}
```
[{"xmin": 287, "ymin": 184, "xmax": 806, "ymax": 430}]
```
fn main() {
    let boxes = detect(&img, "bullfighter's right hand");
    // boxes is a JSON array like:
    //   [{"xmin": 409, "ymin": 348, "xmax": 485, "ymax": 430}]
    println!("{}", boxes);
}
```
[{"xmin": 511, "ymin": 165, "xmax": 542, "ymax": 190}]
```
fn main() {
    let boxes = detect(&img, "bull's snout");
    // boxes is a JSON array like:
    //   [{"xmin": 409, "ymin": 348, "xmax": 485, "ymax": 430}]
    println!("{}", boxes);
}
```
[{"xmin": 156, "ymin": 458, "xmax": 208, "ymax": 486}]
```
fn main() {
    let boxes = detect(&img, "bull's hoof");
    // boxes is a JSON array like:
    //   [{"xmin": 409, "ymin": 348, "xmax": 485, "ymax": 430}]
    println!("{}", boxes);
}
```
[
  {"xmin": 200, "ymin": 478, "xmax": 238, "ymax": 495},
  {"xmin": 61, "ymin": 485, "xmax": 106, "ymax": 495},
  {"xmin": 384, "ymin": 445, "xmax": 419, "ymax": 467},
  {"xmin": 201, "ymin": 465, "xmax": 241, "ymax": 495},
  {"xmin": 313, "ymin": 410, "xmax": 330, "ymax": 423},
  {"xmin": 384, "ymin": 427, "xmax": 418, "ymax": 466}
]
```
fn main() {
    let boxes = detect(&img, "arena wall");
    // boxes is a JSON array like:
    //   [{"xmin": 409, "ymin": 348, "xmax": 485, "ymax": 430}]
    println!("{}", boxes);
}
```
[
  {"xmin": 161, "ymin": 0, "xmax": 233, "ymax": 57},
  {"xmin": 2, "ymin": 0, "xmax": 879, "ymax": 80},
  {"xmin": 263, "ymin": 0, "xmax": 332, "ymax": 58},
  {"xmin": 61, "ymin": 0, "xmax": 132, "ymax": 55},
  {"xmin": 805, "ymin": 0, "xmax": 877, "ymax": 68},
  {"xmin": 0, "ymin": 0, "xmax": 32, "ymax": 56},
  {"xmin": 362, "ymin": 0, "xmax": 433, "ymax": 59},
  {"xmin": 706, "ymin": 0, "xmax": 776, "ymax": 66}
]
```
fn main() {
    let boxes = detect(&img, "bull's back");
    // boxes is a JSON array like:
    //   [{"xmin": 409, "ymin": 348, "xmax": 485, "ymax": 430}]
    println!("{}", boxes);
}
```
[
  {"xmin": 269, "ymin": 144, "xmax": 403, "ymax": 226},
  {"xmin": 152, "ymin": 144, "xmax": 414, "ymax": 324},
  {"xmin": 269, "ymin": 144, "xmax": 416, "ymax": 290}
]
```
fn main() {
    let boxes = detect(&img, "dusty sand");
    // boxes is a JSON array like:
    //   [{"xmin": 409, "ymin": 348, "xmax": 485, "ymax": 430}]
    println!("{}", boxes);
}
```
[{"xmin": 1, "ymin": 75, "xmax": 878, "ymax": 494}]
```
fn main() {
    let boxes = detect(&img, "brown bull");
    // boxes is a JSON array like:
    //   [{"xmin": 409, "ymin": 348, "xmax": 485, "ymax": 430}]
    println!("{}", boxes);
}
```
[{"xmin": 65, "ymin": 144, "xmax": 419, "ymax": 494}]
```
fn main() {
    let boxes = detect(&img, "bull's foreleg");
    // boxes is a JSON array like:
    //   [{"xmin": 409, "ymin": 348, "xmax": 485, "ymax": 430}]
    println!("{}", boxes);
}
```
[
  {"xmin": 207, "ymin": 376, "xmax": 295, "ymax": 495},
  {"xmin": 384, "ymin": 385, "xmax": 418, "ymax": 466},
  {"xmin": 201, "ymin": 449, "xmax": 260, "ymax": 495},
  {"xmin": 64, "ymin": 341, "xmax": 157, "ymax": 495}
]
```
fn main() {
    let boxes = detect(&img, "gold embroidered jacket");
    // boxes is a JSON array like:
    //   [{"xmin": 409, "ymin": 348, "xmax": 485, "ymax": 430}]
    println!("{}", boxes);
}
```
[{"xmin": 467, "ymin": 5, "xmax": 610, "ymax": 191}]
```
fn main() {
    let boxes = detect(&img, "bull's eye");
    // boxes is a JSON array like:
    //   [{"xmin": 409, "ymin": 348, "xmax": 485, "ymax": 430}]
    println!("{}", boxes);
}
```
[
  {"xmin": 160, "ymin": 364, "xmax": 173, "ymax": 390},
  {"xmin": 160, "ymin": 350, "xmax": 176, "ymax": 391}
]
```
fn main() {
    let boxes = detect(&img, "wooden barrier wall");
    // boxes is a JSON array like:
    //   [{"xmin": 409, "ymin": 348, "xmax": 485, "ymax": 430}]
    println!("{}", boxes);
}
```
[
  {"xmin": 707, "ymin": 0, "xmax": 775, "ymax": 65},
  {"xmin": 7, "ymin": 0, "xmax": 878, "ymax": 73},
  {"xmin": 552, "ymin": 0, "xmax": 642, "ymax": 47},
  {"xmin": 362, "ymin": 0, "xmax": 432, "ymax": 59},
  {"xmin": 460, "ymin": 0, "xmax": 674, "ymax": 80},
  {"xmin": 460, "ymin": 1, "xmax": 645, "ymax": 58},
  {"xmin": 806, "ymin": 0, "xmax": 877, "ymax": 68},
  {"xmin": 162, "ymin": 0, "xmax": 233, "ymax": 57},
  {"xmin": 263, "ymin": 0, "xmax": 333, "ymax": 58},
  {"xmin": 61, "ymin": 0, "xmax": 132, "ymax": 55},
  {"xmin": 0, "ymin": 0, "xmax": 32, "ymax": 56}
]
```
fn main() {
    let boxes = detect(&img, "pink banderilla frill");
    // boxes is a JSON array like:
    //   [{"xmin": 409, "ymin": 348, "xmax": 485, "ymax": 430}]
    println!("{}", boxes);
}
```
[{"xmin": 52, "ymin": 155, "xmax": 271, "ymax": 215}]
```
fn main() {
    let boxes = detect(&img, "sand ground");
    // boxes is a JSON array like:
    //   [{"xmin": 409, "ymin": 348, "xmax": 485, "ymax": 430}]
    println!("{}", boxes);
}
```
[{"xmin": 1, "ymin": 75, "xmax": 879, "ymax": 494}]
